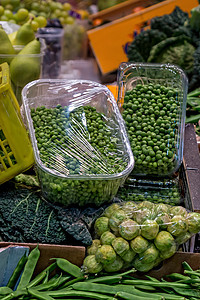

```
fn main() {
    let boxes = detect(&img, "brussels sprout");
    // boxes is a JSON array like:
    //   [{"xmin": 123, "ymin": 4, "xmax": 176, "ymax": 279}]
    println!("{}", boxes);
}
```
[
  {"xmin": 155, "ymin": 213, "xmax": 171, "ymax": 230},
  {"xmin": 160, "ymin": 242, "xmax": 177, "ymax": 260},
  {"xmin": 138, "ymin": 201, "xmax": 155, "ymax": 211},
  {"xmin": 167, "ymin": 215, "xmax": 188, "ymax": 236},
  {"xmin": 94, "ymin": 217, "xmax": 109, "ymax": 237},
  {"xmin": 109, "ymin": 209, "xmax": 127, "ymax": 232},
  {"xmin": 130, "ymin": 236, "xmax": 149, "ymax": 254},
  {"xmin": 153, "ymin": 255, "xmax": 163, "ymax": 268},
  {"xmin": 155, "ymin": 203, "xmax": 169, "ymax": 215},
  {"xmin": 133, "ymin": 208, "xmax": 152, "ymax": 224},
  {"xmin": 103, "ymin": 255, "xmax": 124, "ymax": 273},
  {"xmin": 100, "ymin": 231, "xmax": 116, "ymax": 245},
  {"xmin": 120, "ymin": 248, "xmax": 136, "ymax": 263},
  {"xmin": 139, "ymin": 244, "xmax": 159, "ymax": 264},
  {"xmin": 83, "ymin": 255, "xmax": 103, "ymax": 274},
  {"xmin": 95, "ymin": 245, "xmax": 116, "ymax": 265},
  {"xmin": 119, "ymin": 219, "xmax": 140, "ymax": 240},
  {"xmin": 133, "ymin": 255, "xmax": 155, "ymax": 272},
  {"xmin": 187, "ymin": 212, "xmax": 200, "ymax": 234},
  {"xmin": 154, "ymin": 231, "xmax": 175, "ymax": 252},
  {"xmin": 87, "ymin": 239, "xmax": 101, "ymax": 255},
  {"xmin": 112, "ymin": 237, "xmax": 129, "ymax": 256},
  {"xmin": 141, "ymin": 220, "xmax": 159, "ymax": 240},
  {"xmin": 175, "ymin": 231, "xmax": 192, "ymax": 245},
  {"xmin": 122, "ymin": 201, "xmax": 138, "ymax": 218},
  {"xmin": 103, "ymin": 203, "xmax": 121, "ymax": 218},
  {"xmin": 169, "ymin": 206, "xmax": 188, "ymax": 218}
]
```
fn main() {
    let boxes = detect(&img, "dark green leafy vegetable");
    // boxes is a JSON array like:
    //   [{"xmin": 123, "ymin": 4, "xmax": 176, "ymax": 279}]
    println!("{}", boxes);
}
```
[
  {"xmin": 127, "ymin": 29, "xmax": 167, "ymax": 62},
  {"xmin": 147, "ymin": 36, "xmax": 195, "ymax": 73},
  {"xmin": 150, "ymin": 6, "xmax": 189, "ymax": 37}
]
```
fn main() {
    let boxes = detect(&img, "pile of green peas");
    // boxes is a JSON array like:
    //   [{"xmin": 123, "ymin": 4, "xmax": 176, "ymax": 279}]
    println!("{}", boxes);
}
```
[
  {"xmin": 30, "ymin": 104, "xmax": 128, "ymax": 206},
  {"xmin": 122, "ymin": 83, "xmax": 180, "ymax": 176},
  {"xmin": 117, "ymin": 185, "xmax": 181, "ymax": 206}
]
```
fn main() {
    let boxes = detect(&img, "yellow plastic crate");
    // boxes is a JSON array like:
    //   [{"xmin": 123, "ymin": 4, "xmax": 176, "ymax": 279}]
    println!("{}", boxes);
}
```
[{"xmin": 0, "ymin": 62, "xmax": 34, "ymax": 184}]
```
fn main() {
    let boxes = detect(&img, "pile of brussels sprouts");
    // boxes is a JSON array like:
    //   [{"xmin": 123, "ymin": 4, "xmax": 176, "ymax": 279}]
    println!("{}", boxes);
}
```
[{"xmin": 83, "ymin": 201, "xmax": 200, "ymax": 273}]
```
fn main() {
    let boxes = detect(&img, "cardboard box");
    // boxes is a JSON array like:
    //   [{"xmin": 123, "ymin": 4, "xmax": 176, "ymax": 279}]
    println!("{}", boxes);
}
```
[
  {"xmin": 0, "ymin": 242, "xmax": 200, "ymax": 280},
  {"xmin": 0, "ymin": 242, "xmax": 85, "ymax": 276}
]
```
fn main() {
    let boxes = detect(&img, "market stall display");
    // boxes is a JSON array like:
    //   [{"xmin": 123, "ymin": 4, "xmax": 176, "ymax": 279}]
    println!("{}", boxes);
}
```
[{"xmin": 1, "ymin": 245, "xmax": 200, "ymax": 300}]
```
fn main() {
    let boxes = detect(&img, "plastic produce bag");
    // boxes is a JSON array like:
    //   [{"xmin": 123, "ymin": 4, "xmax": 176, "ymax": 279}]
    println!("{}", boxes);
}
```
[
  {"xmin": 22, "ymin": 80, "xmax": 134, "ymax": 207},
  {"xmin": 83, "ymin": 200, "xmax": 200, "ymax": 273}
]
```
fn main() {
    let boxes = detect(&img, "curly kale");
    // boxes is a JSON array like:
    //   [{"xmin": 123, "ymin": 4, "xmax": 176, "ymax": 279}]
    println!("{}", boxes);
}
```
[
  {"xmin": 127, "ymin": 29, "xmax": 167, "ymax": 62},
  {"xmin": 151, "ymin": 6, "xmax": 189, "ymax": 37}
]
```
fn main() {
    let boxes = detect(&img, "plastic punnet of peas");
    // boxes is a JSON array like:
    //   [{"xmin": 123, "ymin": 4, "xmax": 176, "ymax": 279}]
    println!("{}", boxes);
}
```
[
  {"xmin": 30, "ymin": 104, "xmax": 128, "ymax": 206},
  {"xmin": 122, "ymin": 83, "xmax": 180, "ymax": 176}
]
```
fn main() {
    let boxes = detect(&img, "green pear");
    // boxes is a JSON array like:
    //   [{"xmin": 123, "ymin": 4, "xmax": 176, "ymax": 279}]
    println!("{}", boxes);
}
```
[
  {"xmin": 10, "ymin": 39, "xmax": 41, "ymax": 88},
  {"xmin": 13, "ymin": 20, "xmax": 35, "ymax": 46},
  {"xmin": 0, "ymin": 26, "xmax": 16, "ymax": 64}
]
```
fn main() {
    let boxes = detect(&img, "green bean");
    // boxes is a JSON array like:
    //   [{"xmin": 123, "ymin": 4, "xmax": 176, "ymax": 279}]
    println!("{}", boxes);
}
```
[
  {"xmin": 54, "ymin": 258, "xmax": 83, "ymax": 278},
  {"xmin": 87, "ymin": 268, "xmax": 135, "ymax": 284},
  {"xmin": 17, "ymin": 246, "xmax": 40, "ymax": 290},
  {"xmin": 27, "ymin": 262, "xmax": 57, "ymax": 288},
  {"xmin": 72, "ymin": 282, "xmax": 162, "ymax": 299},
  {"xmin": 59, "ymin": 275, "xmax": 85, "ymax": 289},
  {"xmin": 1, "ymin": 289, "xmax": 27, "ymax": 300},
  {"xmin": 173, "ymin": 287, "xmax": 200, "ymax": 298},
  {"xmin": 28, "ymin": 288, "xmax": 54, "ymax": 300},
  {"xmin": 184, "ymin": 270, "xmax": 200, "ymax": 278},
  {"xmin": 122, "ymin": 279, "xmax": 190, "ymax": 289},
  {"xmin": 166, "ymin": 273, "xmax": 191, "ymax": 282},
  {"xmin": 116, "ymin": 291, "xmax": 160, "ymax": 300},
  {"xmin": 47, "ymin": 289, "xmax": 117, "ymax": 299},
  {"xmin": 7, "ymin": 253, "xmax": 28, "ymax": 290},
  {"xmin": 157, "ymin": 293, "xmax": 188, "ymax": 300},
  {"xmin": 0, "ymin": 287, "xmax": 13, "ymax": 296}
]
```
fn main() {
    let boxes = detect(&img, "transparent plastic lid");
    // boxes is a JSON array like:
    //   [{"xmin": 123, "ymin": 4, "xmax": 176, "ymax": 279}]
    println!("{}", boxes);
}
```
[{"xmin": 22, "ymin": 79, "xmax": 134, "ymax": 180}]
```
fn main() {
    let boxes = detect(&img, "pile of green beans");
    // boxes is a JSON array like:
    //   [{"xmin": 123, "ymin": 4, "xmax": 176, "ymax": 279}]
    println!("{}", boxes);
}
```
[
  {"xmin": 121, "ymin": 83, "xmax": 180, "ymax": 176},
  {"xmin": 30, "ymin": 104, "xmax": 128, "ymax": 206},
  {"xmin": 1, "ymin": 246, "xmax": 200, "ymax": 300}
]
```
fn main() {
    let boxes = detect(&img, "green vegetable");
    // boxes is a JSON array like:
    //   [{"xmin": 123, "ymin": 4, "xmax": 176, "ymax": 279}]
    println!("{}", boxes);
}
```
[
  {"xmin": 121, "ymin": 83, "xmax": 180, "ymax": 176},
  {"xmin": 95, "ymin": 245, "xmax": 117, "ymax": 265},
  {"xmin": 94, "ymin": 217, "xmax": 110, "ymax": 237},
  {"xmin": 31, "ymin": 104, "xmax": 128, "ymax": 207},
  {"xmin": 83, "ymin": 255, "xmax": 103, "ymax": 274},
  {"xmin": 17, "ymin": 245, "xmax": 40, "ymax": 290},
  {"xmin": 190, "ymin": 5, "xmax": 200, "ymax": 31},
  {"xmin": 147, "ymin": 35, "xmax": 195, "ymax": 73},
  {"xmin": 7, "ymin": 253, "xmax": 28, "ymax": 289},
  {"xmin": 54, "ymin": 258, "xmax": 83, "ymax": 278}
]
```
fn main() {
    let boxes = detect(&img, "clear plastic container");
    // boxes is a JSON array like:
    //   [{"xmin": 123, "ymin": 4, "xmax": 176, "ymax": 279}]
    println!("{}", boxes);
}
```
[
  {"xmin": 117, "ymin": 62, "xmax": 188, "ymax": 178},
  {"xmin": 22, "ymin": 79, "xmax": 134, "ymax": 207},
  {"xmin": 36, "ymin": 28, "xmax": 64, "ymax": 79},
  {"xmin": 0, "ymin": 39, "xmax": 45, "ymax": 105}
]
